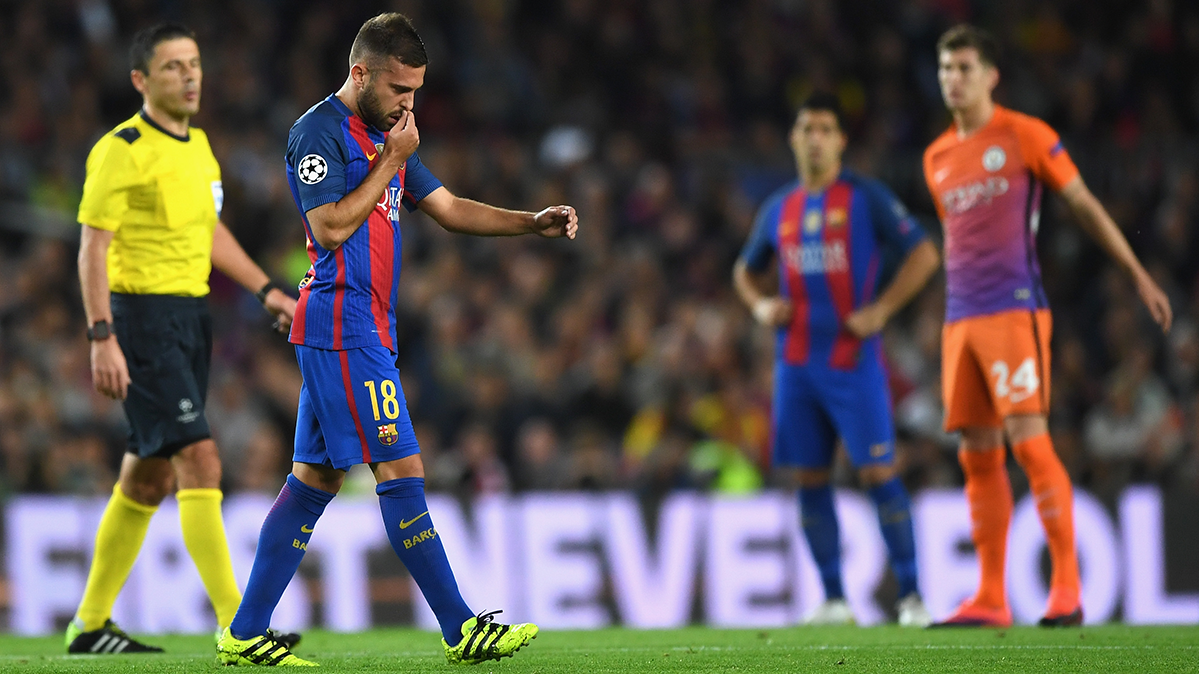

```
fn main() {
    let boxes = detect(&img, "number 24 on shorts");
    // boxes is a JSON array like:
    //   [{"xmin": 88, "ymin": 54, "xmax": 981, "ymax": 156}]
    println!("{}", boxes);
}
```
[
  {"xmin": 363, "ymin": 380, "xmax": 401, "ymax": 421},
  {"xmin": 990, "ymin": 358, "xmax": 1039, "ymax": 403}
]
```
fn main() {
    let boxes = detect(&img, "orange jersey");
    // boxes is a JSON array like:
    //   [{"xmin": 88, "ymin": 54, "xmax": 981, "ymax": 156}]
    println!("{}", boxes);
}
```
[{"xmin": 923, "ymin": 106, "xmax": 1079, "ymax": 322}]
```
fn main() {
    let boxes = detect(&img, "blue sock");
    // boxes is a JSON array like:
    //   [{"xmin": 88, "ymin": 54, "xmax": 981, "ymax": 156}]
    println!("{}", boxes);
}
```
[
  {"xmin": 377, "ymin": 477, "xmax": 473, "ymax": 645},
  {"xmin": 230, "ymin": 474, "xmax": 334, "ymax": 639},
  {"xmin": 799, "ymin": 485, "xmax": 844, "ymax": 601},
  {"xmin": 869, "ymin": 477, "xmax": 919, "ymax": 599}
]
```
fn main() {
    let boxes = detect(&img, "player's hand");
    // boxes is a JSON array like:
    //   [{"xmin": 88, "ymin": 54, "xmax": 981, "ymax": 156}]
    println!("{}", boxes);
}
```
[
  {"xmin": 532, "ymin": 205, "xmax": 578, "ymax": 239},
  {"xmin": 263, "ymin": 289, "xmax": 297, "ymax": 334},
  {"xmin": 845, "ymin": 303, "xmax": 890, "ymax": 339},
  {"xmin": 752, "ymin": 297, "xmax": 792, "ymax": 326},
  {"xmin": 382, "ymin": 110, "xmax": 419, "ymax": 166},
  {"xmin": 91, "ymin": 338, "xmax": 131, "ymax": 400},
  {"xmin": 1133, "ymin": 269, "xmax": 1173, "ymax": 332}
]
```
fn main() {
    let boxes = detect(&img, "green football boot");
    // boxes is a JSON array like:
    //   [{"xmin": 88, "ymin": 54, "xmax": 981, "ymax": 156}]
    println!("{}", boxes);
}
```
[
  {"xmin": 216, "ymin": 627, "xmax": 317, "ymax": 667},
  {"xmin": 443, "ymin": 610, "xmax": 538, "ymax": 665},
  {"xmin": 214, "ymin": 627, "xmax": 302, "ymax": 651}
]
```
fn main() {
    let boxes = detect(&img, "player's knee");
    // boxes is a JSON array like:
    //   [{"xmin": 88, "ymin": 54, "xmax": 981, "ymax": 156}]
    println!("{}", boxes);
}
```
[
  {"xmin": 118, "ymin": 455, "xmax": 175, "ymax": 505},
  {"xmin": 1003, "ymin": 415, "xmax": 1048, "ymax": 446},
  {"xmin": 960, "ymin": 427, "xmax": 1004, "ymax": 451},
  {"xmin": 371, "ymin": 454, "xmax": 425, "ymax": 482},
  {"xmin": 293, "ymin": 462, "xmax": 345, "ymax": 494},
  {"xmin": 172, "ymin": 439, "xmax": 223, "ymax": 489},
  {"xmin": 120, "ymin": 473, "xmax": 173, "ymax": 506},
  {"xmin": 857, "ymin": 463, "xmax": 896, "ymax": 486}
]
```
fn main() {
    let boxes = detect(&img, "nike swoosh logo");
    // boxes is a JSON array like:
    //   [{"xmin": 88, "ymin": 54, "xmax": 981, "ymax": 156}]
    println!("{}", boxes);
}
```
[
  {"xmin": 301, "ymin": 524, "xmax": 315, "ymax": 533},
  {"xmin": 398, "ymin": 511, "xmax": 429, "ymax": 529},
  {"xmin": 367, "ymin": 152, "xmax": 377, "ymax": 160}
]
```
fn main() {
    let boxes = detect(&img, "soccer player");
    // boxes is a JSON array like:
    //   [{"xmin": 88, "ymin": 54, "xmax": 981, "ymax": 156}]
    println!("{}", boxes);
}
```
[
  {"xmin": 734, "ymin": 93, "xmax": 941, "ymax": 627},
  {"xmin": 216, "ymin": 13, "xmax": 577, "ymax": 667},
  {"xmin": 69, "ymin": 24, "xmax": 299, "ymax": 653},
  {"xmin": 925, "ymin": 25, "xmax": 1172, "ymax": 627}
]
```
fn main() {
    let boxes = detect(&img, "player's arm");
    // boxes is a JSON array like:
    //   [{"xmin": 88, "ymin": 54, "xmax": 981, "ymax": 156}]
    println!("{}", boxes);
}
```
[
  {"xmin": 1058, "ymin": 177, "xmax": 1172, "ymax": 331},
  {"xmin": 734, "ymin": 198, "xmax": 791, "ymax": 326},
  {"xmin": 845, "ymin": 183, "xmax": 941, "ymax": 338},
  {"xmin": 305, "ymin": 110, "xmax": 421, "ymax": 250},
  {"xmin": 415, "ymin": 187, "xmax": 578, "ymax": 239},
  {"xmin": 78, "ymin": 224, "xmax": 129, "ymax": 400},
  {"xmin": 733, "ymin": 259, "xmax": 791, "ymax": 326},
  {"xmin": 211, "ymin": 221, "xmax": 296, "ymax": 332},
  {"xmin": 845, "ymin": 240, "xmax": 940, "ymax": 338}
]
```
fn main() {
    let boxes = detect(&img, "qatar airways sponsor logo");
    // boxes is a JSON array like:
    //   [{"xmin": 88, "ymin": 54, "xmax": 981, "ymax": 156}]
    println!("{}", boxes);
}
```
[
  {"xmin": 376, "ymin": 185, "xmax": 404, "ymax": 221},
  {"xmin": 781, "ymin": 240, "xmax": 848, "ymax": 274},
  {"xmin": 940, "ymin": 176, "xmax": 1009, "ymax": 215}
]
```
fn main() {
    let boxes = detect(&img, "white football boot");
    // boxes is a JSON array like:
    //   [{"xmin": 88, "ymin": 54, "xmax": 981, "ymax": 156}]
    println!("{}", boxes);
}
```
[{"xmin": 804, "ymin": 598, "xmax": 855, "ymax": 625}]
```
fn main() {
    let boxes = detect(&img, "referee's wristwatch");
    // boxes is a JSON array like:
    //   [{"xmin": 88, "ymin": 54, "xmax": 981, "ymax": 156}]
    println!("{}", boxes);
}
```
[
  {"xmin": 86, "ymin": 320, "xmax": 111, "ymax": 341},
  {"xmin": 255, "ymin": 280, "xmax": 280, "ymax": 304}
]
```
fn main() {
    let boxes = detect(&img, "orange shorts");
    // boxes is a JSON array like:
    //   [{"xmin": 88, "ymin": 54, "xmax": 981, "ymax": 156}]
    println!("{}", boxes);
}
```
[{"xmin": 942, "ymin": 309, "xmax": 1052, "ymax": 431}]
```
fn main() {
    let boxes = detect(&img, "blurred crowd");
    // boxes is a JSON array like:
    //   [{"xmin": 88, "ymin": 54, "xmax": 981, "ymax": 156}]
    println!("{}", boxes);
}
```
[{"xmin": 1, "ymin": 0, "xmax": 1197, "ymax": 505}]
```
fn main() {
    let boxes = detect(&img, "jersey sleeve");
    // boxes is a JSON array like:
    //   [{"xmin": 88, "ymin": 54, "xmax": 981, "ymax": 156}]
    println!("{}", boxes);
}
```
[
  {"xmin": 922, "ymin": 144, "xmax": 947, "ymax": 221},
  {"xmin": 77, "ymin": 135, "xmax": 138, "ymax": 231},
  {"xmin": 289, "ymin": 115, "xmax": 348, "ymax": 213},
  {"xmin": 739, "ymin": 197, "xmax": 780, "ymax": 272},
  {"xmin": 1015, "ymin": 116, "xmax": 1079, "ymax": 192},
  {"xmin": 862, "ymin": 179, "xmax": 926, "ymax": 256},
  {"xmin": 401, "ymin": 151, "xmax": 443, "ymax": 212}
]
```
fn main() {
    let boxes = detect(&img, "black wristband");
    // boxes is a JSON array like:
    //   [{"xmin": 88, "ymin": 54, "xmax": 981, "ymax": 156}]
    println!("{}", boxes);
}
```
[
  {"xmin": 255, "ymin": 281, "xmax": 280, "ymax": 304},
  {"xmin": 87, "ymin": 319, "xmax": 111, "ymax": 341}
]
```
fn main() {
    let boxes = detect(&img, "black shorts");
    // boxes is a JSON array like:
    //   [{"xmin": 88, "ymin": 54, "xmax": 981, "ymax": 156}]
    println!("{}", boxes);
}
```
[{"xmin": 112, "ymin": 293, "xmax": 212, "ymax": 458}]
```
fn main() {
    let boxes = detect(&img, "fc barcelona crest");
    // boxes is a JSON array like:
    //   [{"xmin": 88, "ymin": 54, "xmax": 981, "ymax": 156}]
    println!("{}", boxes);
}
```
[
  {"xmin": 378, "ymin": 423, "xmax": 399, "ymax": 446},
  {"xmin": 826, "ymin": 208, "xmax": 847, "ymax": 228},
  {"xmin": 803, "ymin": 210, "xmax": 823, "ymax": 233}
]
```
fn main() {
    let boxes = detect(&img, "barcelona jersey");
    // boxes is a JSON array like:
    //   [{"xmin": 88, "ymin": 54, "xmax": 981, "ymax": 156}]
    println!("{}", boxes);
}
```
[
  {"xmin": 285, "ymin": 94, "xmax": 443, "ymax": 351},
  {"xmin": 740, "ymin": 170, "xmax": 926, "ymax": 370},
  {"xmin": 741, "ymin": 170, "xmax": 925, "ymax": 469}
]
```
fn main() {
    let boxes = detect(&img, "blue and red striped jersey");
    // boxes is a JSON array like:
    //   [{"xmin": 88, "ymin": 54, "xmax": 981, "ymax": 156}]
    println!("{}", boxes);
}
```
[
  {"xmin": 740, "ymin": 170, "xmax": 926, "ymax": 369},
  {"xmin": 285, "ymin": 94, "xmax": 442, "ymax": 351}
]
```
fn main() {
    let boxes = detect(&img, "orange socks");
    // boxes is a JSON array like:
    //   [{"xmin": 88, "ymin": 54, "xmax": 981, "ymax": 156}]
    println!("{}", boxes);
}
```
[
  {"xmin": 958, "ymin": 447, "xmax": 1012, "ymax": 611},
  {"xmin": 1012, "ymin": 433, "xmax": 1081, "ymax": 615}
]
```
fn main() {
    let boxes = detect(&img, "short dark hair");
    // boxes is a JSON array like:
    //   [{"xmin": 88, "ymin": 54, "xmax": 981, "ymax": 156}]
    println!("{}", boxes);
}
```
[
  {"xmin": 349, "ymin": 13, "xmax": 428, "ymax": 69},
  {"xmin": 937, "ymin": 24, "xmax": 1001, "ymax": 68},
  {"xmin": 796, "ymin": 92, "xmax": 845, "ymax": 130},
  {"xmin": 129, "ymin": 22, "xmax": 196, "ymax": 73}
]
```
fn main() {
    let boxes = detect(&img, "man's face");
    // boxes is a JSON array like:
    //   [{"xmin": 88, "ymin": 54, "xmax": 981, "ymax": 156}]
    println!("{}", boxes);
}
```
[
  {"xmin": 937, "ymin": 47, "xmax": 997, "ymax": 112},
  {"xmin": 790, "ymin": 109, "xmax": 846, "ymax": 177},
  {"xmin": 357, "ymin": 58, "xmax": 426, "ymax": 131},
  {"xmin": 133, "ymin": 38, "xmax": 202, "ymax": 118}
]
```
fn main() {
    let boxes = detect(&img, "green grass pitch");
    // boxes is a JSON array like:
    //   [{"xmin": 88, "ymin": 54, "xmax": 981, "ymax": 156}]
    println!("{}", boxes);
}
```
[{"xmin": 2, "ymin": 625, "xmax": 1196, "ymax": 672}]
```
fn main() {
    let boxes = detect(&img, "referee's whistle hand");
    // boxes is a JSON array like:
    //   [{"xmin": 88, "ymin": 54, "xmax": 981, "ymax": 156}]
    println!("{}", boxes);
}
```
[{"xmin": 90, "ymin": 339, "xmax": 130, "ymax": 400}]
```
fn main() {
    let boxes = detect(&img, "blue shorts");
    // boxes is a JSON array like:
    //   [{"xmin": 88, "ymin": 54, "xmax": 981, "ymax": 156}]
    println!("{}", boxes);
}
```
[
  {"xmin": 294, "ymin": 345, "xmax": 420, "ymax": 470},
  {"xmin": 772, "ymin": 358, "xmax": 896, "ymax": 469}
]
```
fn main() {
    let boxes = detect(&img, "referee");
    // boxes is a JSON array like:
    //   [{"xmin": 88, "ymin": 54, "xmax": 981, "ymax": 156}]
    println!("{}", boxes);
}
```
[{"xmin": 66, "ymin": 23, "xmax": 297, "ymax": 654}]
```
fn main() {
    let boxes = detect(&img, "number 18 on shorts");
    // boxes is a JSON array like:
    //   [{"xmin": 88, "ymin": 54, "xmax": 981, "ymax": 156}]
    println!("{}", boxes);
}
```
[{"xmin": 293, "ymin": 345, "xmax": 420, "ymax": 469}]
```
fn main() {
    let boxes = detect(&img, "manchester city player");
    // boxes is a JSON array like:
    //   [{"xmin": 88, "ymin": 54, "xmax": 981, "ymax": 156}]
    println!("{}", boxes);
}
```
[
  {"xmin": 734, "ymin": 93, "xmax": 940, "ymax": 627},
  {"xmin": 217, "ymin": 13, "xmax": 577, "ymax": 667}
]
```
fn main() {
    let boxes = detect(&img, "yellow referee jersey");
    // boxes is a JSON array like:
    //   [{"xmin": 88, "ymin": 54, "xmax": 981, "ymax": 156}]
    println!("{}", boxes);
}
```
[{"xmin": 78, "ymin": 111, "xmax": 222, "ymax": 297}]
